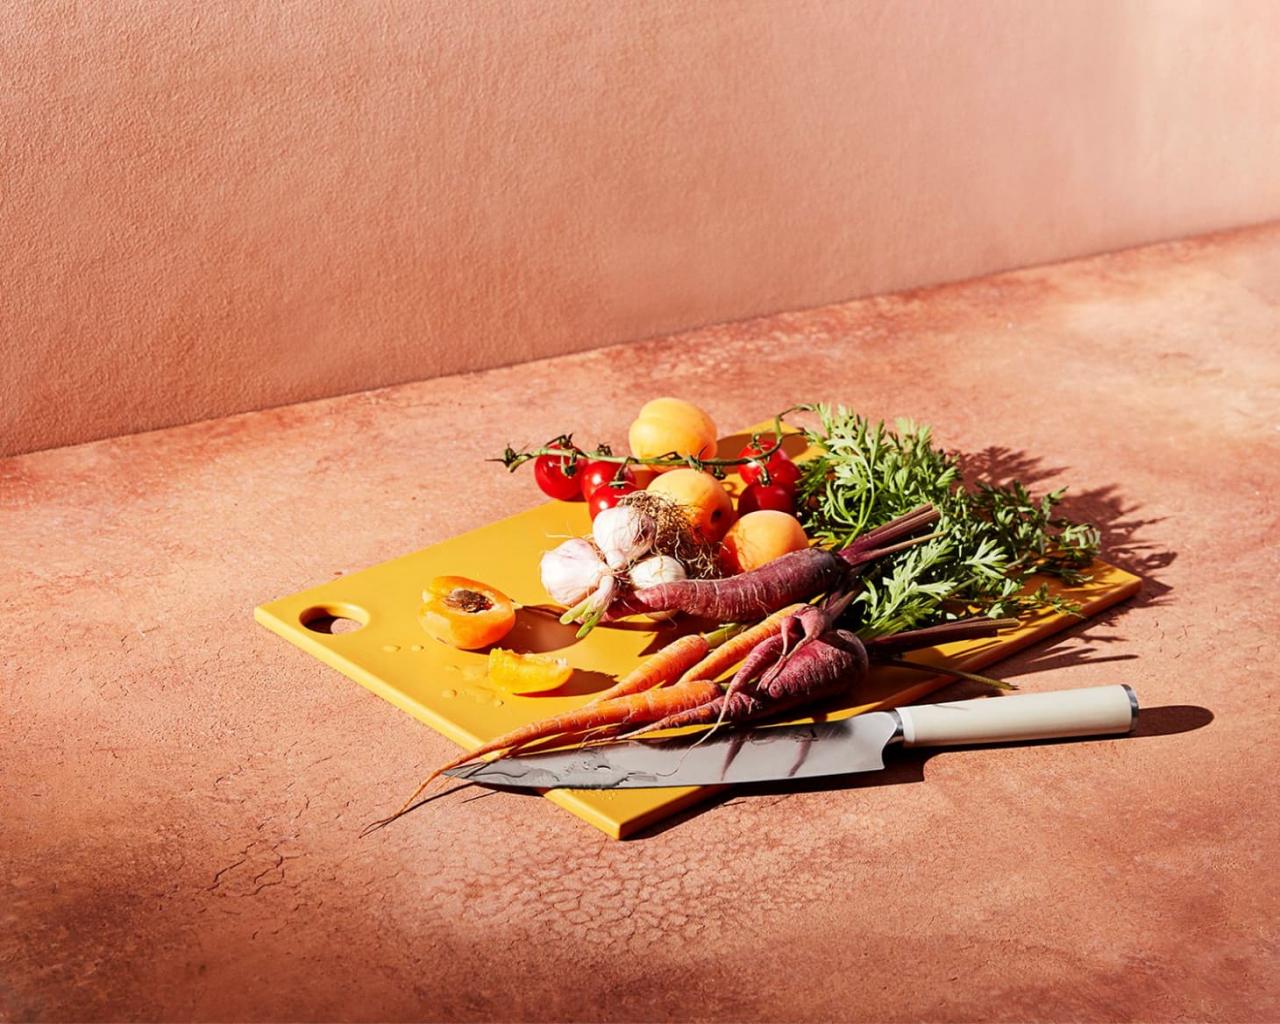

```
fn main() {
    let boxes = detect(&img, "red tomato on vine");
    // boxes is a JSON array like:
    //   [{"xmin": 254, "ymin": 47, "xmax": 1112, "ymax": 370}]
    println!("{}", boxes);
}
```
[
  {"xmin": 533, "ymin": 443, "xmax": 583, "ymax": 501},
  {"xmin": 738, "ymin": 436, "xmax": 800, "ymax": 491},
  {"xmin": 578, "ymin": 460, "xmax": 637, "ymax": 500},
  {"xmin": 738, "ymin": 482, "xmax": 796, "ymax": 516},
  {"xmin": 588, "ymin": 482, "xmax": 638, "ymax": 519}
]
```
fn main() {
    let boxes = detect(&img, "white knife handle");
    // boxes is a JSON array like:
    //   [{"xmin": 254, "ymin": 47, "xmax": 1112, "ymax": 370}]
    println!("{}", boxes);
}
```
[{"xmin": 897, "ymin": 684, "xmax": 1138, "ymax": 748}]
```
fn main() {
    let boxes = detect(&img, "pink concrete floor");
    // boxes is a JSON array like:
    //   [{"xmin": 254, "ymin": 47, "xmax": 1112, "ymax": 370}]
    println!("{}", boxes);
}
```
[{"xmin": 3, "ymin": 225, "xmax": 1279, "ymax": 1022}]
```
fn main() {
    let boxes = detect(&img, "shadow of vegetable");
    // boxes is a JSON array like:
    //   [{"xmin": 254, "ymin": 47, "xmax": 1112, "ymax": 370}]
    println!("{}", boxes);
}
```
[
  {"xmin": 954, "ymin": 446, "xmax": 1176, "ymax": 613},
  {"xmin": 500, "ymin": 605, "xmax": 627, "ymax": 654},
  {"xmin": 533, "ymin": 668, "xmax": 617, "ymax": 700}
]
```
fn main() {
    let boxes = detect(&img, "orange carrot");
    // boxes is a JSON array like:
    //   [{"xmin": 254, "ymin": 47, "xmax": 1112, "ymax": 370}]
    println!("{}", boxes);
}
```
[
  {"xmin": 676, "ymin": 603, "xmax": 807, "ymax": 684},
  {"xmin": 375, "ymin": 678, "xmax": 724, "ymax": 827},
  {"xmin": 585, "ymin": 633, "xmax": 711, "ymax": 706}
]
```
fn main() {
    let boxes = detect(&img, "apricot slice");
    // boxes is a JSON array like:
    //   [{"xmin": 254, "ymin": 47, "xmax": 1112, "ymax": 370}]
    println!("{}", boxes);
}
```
[{"xmin": 487, "ymin": 648, "xmax": 573, "ymax": 694}]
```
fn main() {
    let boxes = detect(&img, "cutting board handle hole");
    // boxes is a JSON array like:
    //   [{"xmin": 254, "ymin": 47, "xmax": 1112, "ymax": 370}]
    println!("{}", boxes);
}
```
[{"xmin": 300, "ymin": 603, "xmax": 369, "ymax": 634}]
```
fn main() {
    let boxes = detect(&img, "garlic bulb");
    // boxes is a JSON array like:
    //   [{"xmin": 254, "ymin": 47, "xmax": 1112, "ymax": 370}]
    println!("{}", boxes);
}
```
[
  {"xmin": 540, "ymin": 538, "xmax": 610, "ymax": 606},
  {"xmin": 592, "ymin": 506, "xmax": 656, "ymax": 570},
  {"xmin": 627, "ymin": 555, "xmax": 687, "ymax": 621}
]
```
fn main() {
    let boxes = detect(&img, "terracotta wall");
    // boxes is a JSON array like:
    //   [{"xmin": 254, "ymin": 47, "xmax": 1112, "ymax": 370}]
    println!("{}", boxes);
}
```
[{"xmin": 5, "ymin": 1, "xmax": 1280, "ymax": 457}]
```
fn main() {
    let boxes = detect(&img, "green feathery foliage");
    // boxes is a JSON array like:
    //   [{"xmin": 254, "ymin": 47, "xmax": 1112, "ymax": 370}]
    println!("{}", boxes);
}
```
[{"xmin": 793, "ymin": 404, "xmax": 1100, "ymax": 635}]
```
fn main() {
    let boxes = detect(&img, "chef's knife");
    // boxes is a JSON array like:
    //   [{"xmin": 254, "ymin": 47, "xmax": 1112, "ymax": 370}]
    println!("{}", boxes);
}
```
[{"xmin": 444, "ymin": 684, "xmax": 1138, "ymax": 790}]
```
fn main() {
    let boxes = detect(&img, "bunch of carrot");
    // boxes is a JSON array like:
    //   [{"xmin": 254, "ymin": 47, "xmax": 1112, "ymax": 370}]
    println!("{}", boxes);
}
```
[
  {"xmin": 380, "ymin": 607, "xmax": 804, "ymax": 817},
  {"xmin": 373, "ymin": 503, "xmax": 1019, "ymax": 825}
]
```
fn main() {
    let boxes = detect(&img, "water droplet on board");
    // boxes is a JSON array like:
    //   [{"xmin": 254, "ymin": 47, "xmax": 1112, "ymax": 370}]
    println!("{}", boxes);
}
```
[
  {"xmin": 492, "ymin": 698, "xmax": 504, "ymax": 708},
  {"xmin": 410, "ymin": 644, "xmax": 424, "ymax": 652},
  {"xmin": 441, "ymin": 688, "xmax": 457, "ymax": 699},
  {"xmin": 382, "ymin": 644, "xmax": 400, "ymax": 653},
  {"xmin": 462, "ymin": 666, "xmax": 484, "ymax": 681}
]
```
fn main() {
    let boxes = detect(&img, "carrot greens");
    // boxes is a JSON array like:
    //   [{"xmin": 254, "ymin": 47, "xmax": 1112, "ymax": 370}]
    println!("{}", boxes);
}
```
[{"xmin": 794, "ymin": 404, "xmax": 1100, "ymax": 633}]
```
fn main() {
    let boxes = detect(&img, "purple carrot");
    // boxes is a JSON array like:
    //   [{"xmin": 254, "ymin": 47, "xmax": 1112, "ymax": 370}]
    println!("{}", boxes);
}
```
[
  {"xmin": 726, "ymin": 632, "xmax": 786, "ymax": 696},
  {"xmin": 627, "ymin": 629, "xmax": 870, "ymax": 734},
  {"xmin": 609, "ymin": 504, "xmax": 939, "ymax": 623},
  {"xmin": 723, "ymin": 589, "xmax": 859, "ymax": 719},
  {"xmin": 622, "ymin": 615, "xmax": 1015, "ymax": 737}
]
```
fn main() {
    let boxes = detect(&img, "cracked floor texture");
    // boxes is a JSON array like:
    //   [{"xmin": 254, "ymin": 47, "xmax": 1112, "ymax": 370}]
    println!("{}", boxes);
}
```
[{"xmin": 3, "ymin": 224, "xmax": 1279, "ymax": 1022}]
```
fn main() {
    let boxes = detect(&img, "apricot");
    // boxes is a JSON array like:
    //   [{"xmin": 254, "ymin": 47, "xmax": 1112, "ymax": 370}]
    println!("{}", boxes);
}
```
[
  {"xmin": 628, "ymin": 398, "xmax": 718, "ymax": 469},
  {"xmin": 722, "ymin": 511, "xmax": 809, "ymax": 573},
  {"xmin": 647, "ymin": 468, "xmax": 736, "ymax": 543},
  {"xmin": 419, "ymin": 575, "xmax": 516, "ymax": 650}
]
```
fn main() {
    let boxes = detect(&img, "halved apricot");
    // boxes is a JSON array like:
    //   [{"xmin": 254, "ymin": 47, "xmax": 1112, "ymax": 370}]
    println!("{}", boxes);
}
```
[
  {"xmin": 419, "ymin": 576, "xmax": 516, "ymax": 650},
  {"xmin": 487, "ymin": 648, "xmax": 573, "ymax": 694}
]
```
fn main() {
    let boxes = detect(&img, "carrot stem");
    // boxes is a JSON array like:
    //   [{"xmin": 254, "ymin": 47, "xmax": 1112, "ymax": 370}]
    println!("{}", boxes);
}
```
[
  {"xmin": 704, "ymin": 621, "xmax": 745, "ymax": 648},
  {"xmin": 864, "ymin": 616, "xmax": 1020, "ymax": 651},
  {"xmin": 885, "ymin": 656, "xmax": 1016, "ymax": 691}
]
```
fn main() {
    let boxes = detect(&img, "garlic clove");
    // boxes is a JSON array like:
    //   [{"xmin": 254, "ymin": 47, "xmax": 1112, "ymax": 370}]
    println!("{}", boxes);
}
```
[
  {"xmin": 627, "ymin": 555, "xmax": 687, "ymax": 621},
  {"xmin": 592, "ymin": 505, "xmax": 656, "ymax": 570},
  {"xmin": 540, "ymin": 537, "xmax": 609, "ymax": 606}
]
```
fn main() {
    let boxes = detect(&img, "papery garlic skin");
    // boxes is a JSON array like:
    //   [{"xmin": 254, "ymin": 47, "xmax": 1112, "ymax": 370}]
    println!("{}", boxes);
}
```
[
  {"xmin": 592, "ymin": 506, "xmax": 656, "ymax": 570},
  {"xmin": 540, "ymin": 538, "xmax": 610, "ymax": 606},
  {"xmin": 627, "ymin": 555, "xmax": 687, "ymax": 621}
]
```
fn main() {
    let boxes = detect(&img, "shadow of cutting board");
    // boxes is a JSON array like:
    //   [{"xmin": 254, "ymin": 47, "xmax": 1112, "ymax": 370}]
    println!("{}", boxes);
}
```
[{"xmin": 255, "ymin": 430, "xmax": 1140, "ymax": 838}]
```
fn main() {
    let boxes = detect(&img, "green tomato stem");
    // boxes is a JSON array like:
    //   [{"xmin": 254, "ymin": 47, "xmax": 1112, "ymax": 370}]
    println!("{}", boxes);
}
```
[{"xmin": 497, "ymin": 408, "xmax": 801, "ymax": 476}]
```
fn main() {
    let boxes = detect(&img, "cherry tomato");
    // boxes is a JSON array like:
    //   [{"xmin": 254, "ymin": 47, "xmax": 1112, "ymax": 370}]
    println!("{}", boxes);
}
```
[
  {"xmin": 764, "ymin": 458, "xmax": 801, "ymax": 492},
  {"xmin": 738, "ymin": 436, "xmax": 799, "ymax": 490},
  {"xmin": 738, "ymin": 482, "xmax": 796, "ymax": 516},
  {"xmin": 578, "ymin": 460, "xmax": 637, "ymax": 500},
  {"xmin": 588, "ymin": 481, "xmax": 638, "ymax": 519},
  {"xmin": 533, "ymin": 444, "xmax": 584, "ymax": 501}
]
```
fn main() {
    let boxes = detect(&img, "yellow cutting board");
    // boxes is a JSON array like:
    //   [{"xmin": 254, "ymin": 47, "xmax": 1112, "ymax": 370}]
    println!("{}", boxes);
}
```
[{"xmin": 254, "ymin": 430, "xmax": 1139, "ymax": 839}]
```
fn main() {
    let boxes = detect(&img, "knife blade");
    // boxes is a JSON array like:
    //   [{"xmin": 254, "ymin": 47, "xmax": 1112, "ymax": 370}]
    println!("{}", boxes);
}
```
[{"xmin": 444, "ymin": 684, "xmax": 1139, "ymax": 790}]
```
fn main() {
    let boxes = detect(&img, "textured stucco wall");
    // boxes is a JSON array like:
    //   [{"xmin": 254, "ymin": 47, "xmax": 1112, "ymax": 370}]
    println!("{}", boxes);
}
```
[{"xmin": 4, "ymin": 0, "xmax": 1280, "ymax": 456}]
